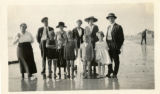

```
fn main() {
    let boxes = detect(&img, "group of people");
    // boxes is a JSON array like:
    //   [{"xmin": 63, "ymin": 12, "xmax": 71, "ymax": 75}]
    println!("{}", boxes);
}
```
[{"xmin": 13, "ymin": 13, "xmax": 124, "ymax": 80}]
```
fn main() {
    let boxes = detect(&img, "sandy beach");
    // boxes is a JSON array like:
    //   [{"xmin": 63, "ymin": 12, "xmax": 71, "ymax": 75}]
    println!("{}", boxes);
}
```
[{"xmin": 8, "ymin": 39, "xmax": 154, "ymax": 91}]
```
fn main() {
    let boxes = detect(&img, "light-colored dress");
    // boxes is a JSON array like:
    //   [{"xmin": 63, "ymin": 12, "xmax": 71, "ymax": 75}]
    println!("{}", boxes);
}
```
[{"xmin": 95, "ymin": 41, "xmax": 111, "ymax": 65}]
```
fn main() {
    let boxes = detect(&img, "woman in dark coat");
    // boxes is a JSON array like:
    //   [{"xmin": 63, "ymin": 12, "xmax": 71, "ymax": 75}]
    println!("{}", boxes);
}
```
[{"xmin": 13, "ymin": 23, "xmax": 37, "ymax": 79}]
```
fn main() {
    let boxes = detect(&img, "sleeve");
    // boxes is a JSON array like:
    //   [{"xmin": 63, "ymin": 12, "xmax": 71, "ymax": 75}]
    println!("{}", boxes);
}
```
[
  {"xmin": 36, "ymin": 28, "xmax": 40, "ymax": 44},
  {"xmin": 117, "ymin": 25, "xmax": 124, "ymax": 49}
]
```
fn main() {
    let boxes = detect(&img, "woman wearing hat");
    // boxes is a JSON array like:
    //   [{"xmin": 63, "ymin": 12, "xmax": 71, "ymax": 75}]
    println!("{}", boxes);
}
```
[
  {"xmin": 55, "ymin": 22, "xmax": 68, "ymax": 79},
  {"xmin": 84, "ymin": 16, "xmax": 99, "ymax": 75},
  {"xmin": 13, "ymin": 23, "xmax": 37, "ymax": 79}
]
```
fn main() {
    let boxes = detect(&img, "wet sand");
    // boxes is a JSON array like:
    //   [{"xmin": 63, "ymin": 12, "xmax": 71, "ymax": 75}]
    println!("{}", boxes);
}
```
[{"xmin": 8, "ymin": 40, "xmax": 154, "ymax": 91}]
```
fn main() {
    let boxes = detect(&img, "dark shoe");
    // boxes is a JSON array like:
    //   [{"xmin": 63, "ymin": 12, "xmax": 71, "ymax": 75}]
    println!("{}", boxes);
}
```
[
  {"xmin": 106, "ymin": 74, "xmax": 111, "ymax": 78},
  {"xmin": 43, "ymin": 74, "xmax": 46, "ymax": 79},
  {"xmin": 58, "ymin": 73, "xmax": 61, "ymax": 79},
  {"xmin": 112, "ymin": 75, "xmax": 117, "ymax": 78},
  {"xmin": 67, "ymin": 75, "xmax": 70, "ymax": 79},
  {"xmin": 22, "ymin": 73, "xmax": 24, "ymax": 79},
  {"xmin": 54, "ymin": 74, "xmax": 57, "ymax": 79},
  {"xmin": 41, "ymin": 71, "xmax": 45, "ymax": 75},
  {"xmin": 48, "ymin": 74, "xmax": 52, "ymax": 79}
]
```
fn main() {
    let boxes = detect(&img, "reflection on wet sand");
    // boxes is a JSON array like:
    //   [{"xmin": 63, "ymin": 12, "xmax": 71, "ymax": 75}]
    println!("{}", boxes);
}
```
[
  {"xmin": 21, "ymin": 79, "xmax": 37, "ymax": 91},
  {"xmin": 9, "ymin": 40, "xmax": 154, "ymax": 91}
]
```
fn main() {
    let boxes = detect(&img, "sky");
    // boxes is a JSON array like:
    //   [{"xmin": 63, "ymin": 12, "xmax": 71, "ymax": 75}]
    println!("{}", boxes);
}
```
[{"xmin": 8, "ymin": 3, "xmax": 153, "ymax": 38}]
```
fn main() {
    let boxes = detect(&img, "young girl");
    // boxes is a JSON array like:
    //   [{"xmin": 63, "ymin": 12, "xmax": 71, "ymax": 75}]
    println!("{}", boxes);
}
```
[
  {"xmin": 46, "ymin": 32, "xmax": 58, "ymax": 79},
  {"xmin": 80, "ymin": 35, "xmax": 94, "ymax": 79},
  {"xmin": 64, "ymin": 31, "xmax": 78, "ymax": 79},
  {"xmin": 55, "ymin": 22, "xmax": 68, "ymax": 79},
  {"xmin": 95, "ymin": 31, "xmax": 111, "ymax": 78}
]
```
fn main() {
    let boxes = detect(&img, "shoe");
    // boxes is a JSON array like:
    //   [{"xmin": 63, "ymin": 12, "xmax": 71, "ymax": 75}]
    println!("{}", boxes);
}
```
[
  {"xmin": 43, "ymin": 74, "xmax": 46, "ymax": 79},
  {"xmin": 67, "ymin": 75, "xmax": 70, "ymax": 79},
  {"xmin": 54, "ymin": 74, "xmax": 57, "ymax": 79},
  {"xmin": 58, "ymin": 73, "xmax": 61, "ymax": 79},
  {"xmin": 22, "ymin": 73, "xmax": 24, "ymax": 79},
  {"xmin": 112, "ymin": 75, "xmax": 117, "ymax": 78},
  {"xmin": 48, "ymin": 74, "xmax": 52, "ymax": 79},
  {"xmin": 41, "ymin": 71, "xmax": 45, "ymax": 75},
  {"xmin": 106, "ymin": 74, "xmax": 111, "ymax": 78}
]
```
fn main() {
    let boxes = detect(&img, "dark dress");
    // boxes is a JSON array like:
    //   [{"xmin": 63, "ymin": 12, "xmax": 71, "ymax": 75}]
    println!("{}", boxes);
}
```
[
  {"xmin": 46, "ymin": 39, "xmax": 58, "ymax": 59},
  {"xmin": 64, "ymin": 40, "xmax": 76, "ymax": 60},
  {"xmin": 17, "ymin": 42, "xmax": 37, "ymax": 74}
]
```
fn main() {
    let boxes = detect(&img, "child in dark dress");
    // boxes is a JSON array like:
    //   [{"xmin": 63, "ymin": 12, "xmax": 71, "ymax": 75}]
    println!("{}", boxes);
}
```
[
  {"xmin": 64, "ymin": 31, "xmax": 78, "ymax": 79},
  {"xmin": 46, "ymin": 32, "xmax": 58, "ymax": 79}
]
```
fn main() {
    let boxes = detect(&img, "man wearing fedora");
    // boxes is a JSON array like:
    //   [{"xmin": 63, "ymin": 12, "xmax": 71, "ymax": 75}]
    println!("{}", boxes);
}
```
[
  {"xmin": 84, "ymin": 16, "xmax": 99, "ymax": 75},
  {"xmin": 105, "ymin": 13, "xmax": 124, "ymax": 78},
  {"xmin": 36, "ymin": 17, "xmax": 54, "ymax": 77}
]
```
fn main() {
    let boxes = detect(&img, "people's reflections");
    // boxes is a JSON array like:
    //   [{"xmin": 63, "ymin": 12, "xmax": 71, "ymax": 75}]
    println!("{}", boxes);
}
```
[
  {"xmin": 105, "ymin": 78, "xmax": 120, "ymax": 90},
  {"xmin": 43, "ymin": 79, "xmax": 55, "ymax": 90},
  {"xmin": 21, "ymin": 78, "xmax": 38, "ymax": 91},
  {"xmin": 141, "ymin": 45, "xmax": 147, "ymax": 59}
]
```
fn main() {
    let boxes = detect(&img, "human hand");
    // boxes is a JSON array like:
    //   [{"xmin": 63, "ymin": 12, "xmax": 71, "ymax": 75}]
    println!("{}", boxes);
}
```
[{"xmin": 17, "ymin": 33, "xmax": 21, "ymax": 38}]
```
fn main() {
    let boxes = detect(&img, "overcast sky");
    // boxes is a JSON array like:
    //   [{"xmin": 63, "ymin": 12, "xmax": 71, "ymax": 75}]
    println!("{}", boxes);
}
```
[{"xmin": 8, "ymin": 3, "xmax": 153, "ymax": 38}]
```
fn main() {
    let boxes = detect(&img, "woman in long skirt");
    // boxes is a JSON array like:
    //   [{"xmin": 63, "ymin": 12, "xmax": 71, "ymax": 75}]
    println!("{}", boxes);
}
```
[{"xmin": 13, "ymin": 23, "xmax": 37, "ymax": 79}]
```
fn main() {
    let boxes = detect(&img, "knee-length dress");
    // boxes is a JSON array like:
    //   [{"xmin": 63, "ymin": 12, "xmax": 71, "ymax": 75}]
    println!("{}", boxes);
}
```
[
  {"xmin": 95, "ymin": 41, "xmax": 111, "ymax": 65},
  {"xmin": 64, "ymin": 39, "xmax": 76, "ymax": 60}
]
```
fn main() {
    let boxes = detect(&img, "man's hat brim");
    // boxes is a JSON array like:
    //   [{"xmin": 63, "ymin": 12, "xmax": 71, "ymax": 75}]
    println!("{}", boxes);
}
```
[{"xmin": 106, "ymin": 16, "xmax": 117, "ymax": 19}]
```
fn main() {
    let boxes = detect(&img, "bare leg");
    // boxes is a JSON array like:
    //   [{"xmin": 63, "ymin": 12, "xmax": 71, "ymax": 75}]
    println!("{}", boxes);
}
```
[
  {"xmin": 70, "ymin": 60, "xmax": 74, "ymax": 79},
  {"xmin": 88, "ymin": 61, "xmax": 91, "ymax": 78},
  {"xmin": 53, "ymin": 59, "xmax": 57, "ymax": 79},
  {"xmin": 98, "ymin": 61, "xmax": 101, "ymax": 78},
  {"xmin": 66, "ymin": 60, "xmax": 70, "ymax": 78}
]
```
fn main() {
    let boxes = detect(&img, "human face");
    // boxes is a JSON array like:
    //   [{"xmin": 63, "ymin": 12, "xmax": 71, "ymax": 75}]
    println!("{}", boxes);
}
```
[
  {"xmin": 98, "ymin": 34, "xmax": 103, "ymax": 41},
  {"xmin": 88, "ymin": 19, "xmax": 94, "ymax": 25},
  {"xmin": 59, "ymin": 26, "xmax": 64, "ymax": 31},
  {"xmin": 77, "ymin": 22, "xmax": 82, "ymax": 27},
  {"xmin": 43, "ymin": 20, "xmax": 48, "ymax": 27},
  {"xmin": 20, "ymin": 25, "xmax": 27, "ymax": 34},
  {"xmin": 108, "ymin": 17, "xmax": 115, "ymax": 24}
]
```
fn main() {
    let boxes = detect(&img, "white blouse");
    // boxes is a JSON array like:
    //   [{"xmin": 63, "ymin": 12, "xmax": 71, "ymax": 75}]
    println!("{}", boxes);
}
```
[{"xmin": 15, "ymin": 31, "xmax": 34, "ymax": 43}]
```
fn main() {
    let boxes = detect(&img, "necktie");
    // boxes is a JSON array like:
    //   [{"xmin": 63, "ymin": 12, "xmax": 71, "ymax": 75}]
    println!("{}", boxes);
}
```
[{"xmin": 46, "ymin": 27, "xmax": 49, "ymax": 38}]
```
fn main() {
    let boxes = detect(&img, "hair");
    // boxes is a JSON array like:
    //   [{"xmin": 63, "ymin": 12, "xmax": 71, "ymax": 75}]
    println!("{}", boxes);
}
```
[
  {"xmin": 96, "ymin": 31, "xmax": 104, "ymax": 38},
  {"xmin": 49, "ymin": 32, "xmax": 55, "ymax": 38},
  {"xmin": 76, "ymin": 19, "xmax": 82, "ymax": 24},
  {"xmin": 67, "ymin": 30, "xmax": 73, "ymax": 38},
  {"xmin": 20, "ymin": 23, "xmax": 27, "ymax": 28}
]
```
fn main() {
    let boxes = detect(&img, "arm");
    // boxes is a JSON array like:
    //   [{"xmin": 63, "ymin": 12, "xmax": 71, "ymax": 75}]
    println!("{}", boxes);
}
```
[
  {"xmin": 36, "ymin": 28, "xmax": 41, "ymax": 44},
  {"xmin": 117, "ymin": 25, "xmax": 124, "ymax": 49},
  {"xmin": 74, "ymin": 39, "xmax": 78, "ymax": 58},
  {"xmin": 29, "ymin": 32, "xmax": 34, "ymax": 43},
  {"xmin": 13, "ymin": 33, "xmax": 20, "ymax": 45}
]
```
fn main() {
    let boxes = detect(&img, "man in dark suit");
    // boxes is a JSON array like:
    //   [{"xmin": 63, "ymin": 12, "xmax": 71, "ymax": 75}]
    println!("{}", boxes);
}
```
[
  {"xmin": 36, "ymin": 17, "xmax": 54, "ymax": 75},
  {"xmin": 72, "ymin": 19, "xmax": 84, "ymax": 48},
  {"xmin": 105, "ymin": 13, "xmax": 124, "ymax": 78},
  {"xmin": 141, "ymin": 29, "xmax": 147, "ymax": 45}
]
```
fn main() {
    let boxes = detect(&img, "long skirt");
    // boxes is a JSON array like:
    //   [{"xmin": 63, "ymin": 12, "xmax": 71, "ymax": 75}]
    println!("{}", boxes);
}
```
[{"xmin": 17, "ymin": 42, "xmax": 37, "ymax": 74}]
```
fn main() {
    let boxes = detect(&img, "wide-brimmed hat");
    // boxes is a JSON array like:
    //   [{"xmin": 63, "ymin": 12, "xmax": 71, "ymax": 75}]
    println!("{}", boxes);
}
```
[
  {"xmin": 106, "ymin": 13, "xmax": 117, "ymax": 19},
  {"xmin": 85, "ymin": 16, "xmax": 98, "ymax": 22},
  {"xmin": 41, "ymin": 17, "xmax": 48, "ymax": 23},
  {"xmin": 56, "ymin": 22, "xmax": 67, "ymax": 28}
]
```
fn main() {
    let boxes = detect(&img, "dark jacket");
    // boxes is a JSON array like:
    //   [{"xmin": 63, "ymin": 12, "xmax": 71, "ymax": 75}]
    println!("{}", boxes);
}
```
[
  {"xmin": 72, "ymin": 27, "xmax": 84, "ymax": 48},
  {"xmin": 106, "ymin": 23, "xmax": 124, "ymax": 50},
  {"xmin": 36, "ymin": 26, "xmax": 54, "ymax": 44}
]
